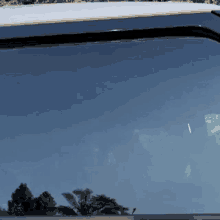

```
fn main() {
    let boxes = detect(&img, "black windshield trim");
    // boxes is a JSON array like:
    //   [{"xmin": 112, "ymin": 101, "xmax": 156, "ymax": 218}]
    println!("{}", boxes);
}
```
[
  {"xmin": 211, "ymin": 10, "xmax": 220, "ymax": 18},
  {"xmin": 0, "ymin": 26, "xmax": 219, "ymax": 49}
]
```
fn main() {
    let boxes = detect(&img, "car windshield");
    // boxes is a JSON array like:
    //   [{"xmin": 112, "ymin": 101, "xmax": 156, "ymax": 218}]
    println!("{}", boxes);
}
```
[{"xmin": 0, "ymin": 17, "xmax": 220, "ymax": 218}]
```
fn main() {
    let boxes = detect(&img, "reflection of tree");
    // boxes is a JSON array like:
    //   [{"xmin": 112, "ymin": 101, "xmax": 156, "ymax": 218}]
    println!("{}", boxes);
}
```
[
  {"xmin": 8, "ymin": 183, "xmax": 35, "ymax": 216},
  {"xmin": 132, "ymin": 208, "xmax": 136, "ymax": 214},
  {"xmin": 62, "ymin": 189, "xmax": 130, "ymax": 216},
  {"xmin": 56, "ymin": 205, "xmax": 77, "ymax": 216},
  {"xmin": 33, "ymin": 191, "xmax": 57, "ymax": 216},
  {"xmin": 5, "ymin": 183, "xmax": 132, "ymax": 216},
  {"xmin": 7, "ymin": 183, "xmax": 57, "ymax": 216},
  {"xmin": 90, "ymin": 194, "xmax": 120, "ymax": 215},
  {"xmin": 62, "ymin": 188, "xmax": 94, "ymax": 216}
]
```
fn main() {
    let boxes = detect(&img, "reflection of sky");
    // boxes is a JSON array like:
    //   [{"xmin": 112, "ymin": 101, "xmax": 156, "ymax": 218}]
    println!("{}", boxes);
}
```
[
  {"xmin": 0, "ymin": 37, "xmax": 220, "ymax": 214},
  {"xmin": 205, "ymin": 114, "xmax": 220, "ymax": 136}
]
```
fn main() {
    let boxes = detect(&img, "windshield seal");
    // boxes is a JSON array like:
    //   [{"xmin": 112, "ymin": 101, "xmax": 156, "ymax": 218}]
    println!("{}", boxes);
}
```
[{"xmin": 0, "ymin": 26, "xmax": 219, "ymax": 49}]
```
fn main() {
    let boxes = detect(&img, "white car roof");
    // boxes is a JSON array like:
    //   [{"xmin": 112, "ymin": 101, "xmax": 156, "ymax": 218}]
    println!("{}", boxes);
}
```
[
  {"xmin": 0, "ymin": 2, "xmax": 219, "ymax": 39},
  {"xmin": 0, "ymin": 2, "xmax": 219, "ymax": 26}
]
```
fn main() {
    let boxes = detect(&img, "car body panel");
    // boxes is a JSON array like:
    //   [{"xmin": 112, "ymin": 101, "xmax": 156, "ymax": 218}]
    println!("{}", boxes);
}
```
[{"xmin": 0, "ymin": 2, "xmax": 220, "ymax": 40}]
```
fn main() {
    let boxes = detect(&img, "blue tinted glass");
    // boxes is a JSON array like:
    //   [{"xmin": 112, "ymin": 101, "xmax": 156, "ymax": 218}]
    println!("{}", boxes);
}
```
[{"xmin": 1, "ymin": 37, "xmax": 220, "ymax": 215}]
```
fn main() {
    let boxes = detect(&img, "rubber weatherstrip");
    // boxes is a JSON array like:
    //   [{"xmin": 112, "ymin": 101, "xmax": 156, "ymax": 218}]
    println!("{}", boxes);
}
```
[
  {"xmin": 0, "ymin": 25, "xmax": 220, "ymax": 49},
  {"xmin": 212, "ymin": 10, "xmax": 220, "ymax": 17}
]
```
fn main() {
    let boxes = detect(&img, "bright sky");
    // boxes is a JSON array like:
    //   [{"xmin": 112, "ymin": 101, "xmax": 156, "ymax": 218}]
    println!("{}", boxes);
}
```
[{"xmin": 0, "ymin": 36, "xmax": 220, "ymax": 214}]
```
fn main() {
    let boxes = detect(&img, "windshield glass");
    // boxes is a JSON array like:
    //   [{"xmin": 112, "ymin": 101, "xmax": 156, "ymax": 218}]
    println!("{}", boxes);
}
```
[{"xmin": 1, "ymin": 37, "xmax": 220, "ymax": 215}]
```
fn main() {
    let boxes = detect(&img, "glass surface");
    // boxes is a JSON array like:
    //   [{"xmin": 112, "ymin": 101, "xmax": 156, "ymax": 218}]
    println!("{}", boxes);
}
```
[{"xmin": 1, "ymin": 37, "xmax": 220, "ymax": 214}]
